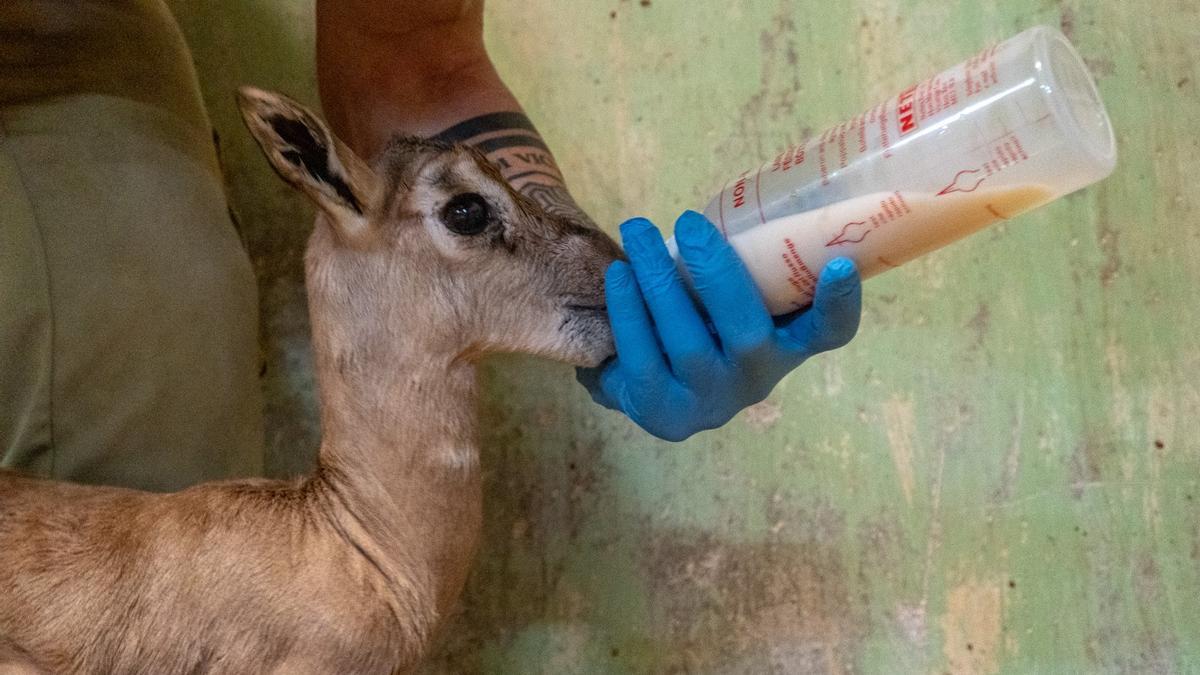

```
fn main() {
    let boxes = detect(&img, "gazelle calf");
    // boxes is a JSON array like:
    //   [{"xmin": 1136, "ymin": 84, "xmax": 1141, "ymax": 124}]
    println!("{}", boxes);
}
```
[{"xmin": 0, "ymin": 87, "xmax": 621, "ymax": 674}]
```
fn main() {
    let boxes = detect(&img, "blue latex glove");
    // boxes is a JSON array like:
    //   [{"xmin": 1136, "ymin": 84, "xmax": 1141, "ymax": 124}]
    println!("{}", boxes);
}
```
[{"xmin": 576, "ymin": 210, "xmax": 862, "ymax": 442}]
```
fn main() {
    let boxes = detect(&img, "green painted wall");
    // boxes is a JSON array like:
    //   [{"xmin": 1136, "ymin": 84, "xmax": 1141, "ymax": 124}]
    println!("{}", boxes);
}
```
[{"xmin": 168, "ymin": 0, "xmax": 1200, "ymax": 672}]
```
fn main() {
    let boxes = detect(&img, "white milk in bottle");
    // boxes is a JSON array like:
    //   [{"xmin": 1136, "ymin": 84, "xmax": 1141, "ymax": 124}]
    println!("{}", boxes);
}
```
[{"xmin": 668, "ymin": 25, "xmax": 1116, "ymax": 314}]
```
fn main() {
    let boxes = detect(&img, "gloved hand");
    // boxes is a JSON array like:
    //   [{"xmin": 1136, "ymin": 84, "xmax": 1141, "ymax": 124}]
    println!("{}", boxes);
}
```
[{"xmin": 576, "ymin": 210, "xmax": 862, "ymax": 442}]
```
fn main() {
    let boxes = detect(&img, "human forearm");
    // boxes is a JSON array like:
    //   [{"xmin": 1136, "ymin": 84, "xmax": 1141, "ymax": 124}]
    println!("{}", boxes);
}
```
[
  {"xmin": 316, "ymin": 0, "xmax": 507, "ymax": 153},
  {"xmin": 315, "ymin": 0, "xmax": 594, "ymax": 226}
]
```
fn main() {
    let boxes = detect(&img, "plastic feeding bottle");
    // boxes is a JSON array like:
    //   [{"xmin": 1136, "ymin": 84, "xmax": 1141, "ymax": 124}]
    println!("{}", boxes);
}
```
[{"xmin": 668, "ymin": 25, "xmax": 1116, "ymax": 315}]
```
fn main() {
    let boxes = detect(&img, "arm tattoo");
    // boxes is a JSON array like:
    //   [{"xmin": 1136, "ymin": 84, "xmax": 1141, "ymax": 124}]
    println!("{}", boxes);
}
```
[
  {"xmin": 432, "ymin": 112, "xmax": 597, "ymax": 228},
  {"xmin": 517, "ymin": 181, "xmax": 593, "ymax": 224}
]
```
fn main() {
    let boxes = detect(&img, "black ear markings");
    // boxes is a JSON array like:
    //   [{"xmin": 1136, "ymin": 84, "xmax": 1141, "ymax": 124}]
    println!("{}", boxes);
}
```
[{"xmin": 266, "ymin": 114, "xmax": 363, "ymax": 215}]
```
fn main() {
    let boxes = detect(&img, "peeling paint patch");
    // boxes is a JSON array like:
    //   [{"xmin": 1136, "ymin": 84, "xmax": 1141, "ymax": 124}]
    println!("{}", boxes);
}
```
[
  {"xmin": 1060, "ymin": 5, "xmax": 1077, "ymax": 40},
  {"xmin": 544, "ymin": 621, "xmax": 592, "ymax": 672},
  {"xmin": 967, "ymin": 302, "xmax": 991, "ymax": 351},
  {"xmin": 941, "ymin": 580, "xmax": 1003, "ymax": 675},
  {"xmin": 996, "ymin": 399, "xmax": 1024, "ymax": 501},
  {"xmin": 884, "ymin": 396, "xmax": 918, "ymax": 505},
  {"xmin": 1192, "ymin": 520, "xmax": 1200, "ymax": 563},
  {"xmin": 1098, "ymin": 221, "xmax": 1121, "ymax": 286},
  {"xmin": 744, "ymin": 399, "xmax": 783, "ymax": 431},
  {"xmin": 896, "ymin": 603, "xmax": 928, "ymax": 647},
  {"xmin": 823, "ymin": 360, "xmax": 845, "ymax": 396},
  {"xmin": 1069, "ymin": 437, "xmax": 1106, "ymax": 500},
  {"xmin": 1083, "ymin": 56, "xmax": 1116, "ymax": 78},
  {"xmin": 643, "ymin": 527, "xmax": 861, "ymax": 673},
  {"xmin": 1105, "ymin": 338, "xmax": 1131, "ymax": 429},
  {"xmin": 1146, "ymin": 386, "xmax": 1175, "ymax": 454},
  {"xmin": 1098, "ymin": 554, "xmax": 1181, "ymax": 673}
]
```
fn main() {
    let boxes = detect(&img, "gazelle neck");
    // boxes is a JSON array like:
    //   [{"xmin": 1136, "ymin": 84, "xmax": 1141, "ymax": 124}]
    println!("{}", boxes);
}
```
[
  {"xmin": 315, "ymin": 346, "xmax": 481, "ymax": 476},
  {"xmin": 304, "ymin": 249, "xmax": 484, "ymax": 642}
]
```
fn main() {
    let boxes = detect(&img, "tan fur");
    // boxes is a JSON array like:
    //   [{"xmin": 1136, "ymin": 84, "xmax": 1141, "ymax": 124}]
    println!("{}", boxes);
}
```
[{"xmin": 0, "ymin": 87, "xmax": 621, "ymax": 674}]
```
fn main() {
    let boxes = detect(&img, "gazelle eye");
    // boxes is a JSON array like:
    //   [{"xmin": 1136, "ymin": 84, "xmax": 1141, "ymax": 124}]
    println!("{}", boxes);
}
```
[{"xmin": 441, "ymin": 193, "xmax": 491, "ymax": 236}]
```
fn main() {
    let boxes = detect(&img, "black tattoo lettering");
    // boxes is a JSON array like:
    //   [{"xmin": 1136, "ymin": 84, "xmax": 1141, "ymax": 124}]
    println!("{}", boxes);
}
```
[
  {"xmin": 431, "ymin": 112, "xmax": 597, "ymax": 228},
  {"xmin": 512, "ymin": 152, "xmax": 557, "ymax": 168},
  {"xmin": 518, "ymin": 182, "xmax": 597, "ymax": 228}
]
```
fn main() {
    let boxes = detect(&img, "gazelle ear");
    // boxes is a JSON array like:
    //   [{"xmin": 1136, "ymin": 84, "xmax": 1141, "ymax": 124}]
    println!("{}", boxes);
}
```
[{"xmin": 236, "ymin": 86, "xmax": 381, "ymax": 239}]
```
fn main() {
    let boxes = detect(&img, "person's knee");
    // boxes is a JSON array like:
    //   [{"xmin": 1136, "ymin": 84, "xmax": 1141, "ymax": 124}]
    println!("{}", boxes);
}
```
[{"xmin": 0, "ymin": 0, "xmax": 210, "ymax": 130}]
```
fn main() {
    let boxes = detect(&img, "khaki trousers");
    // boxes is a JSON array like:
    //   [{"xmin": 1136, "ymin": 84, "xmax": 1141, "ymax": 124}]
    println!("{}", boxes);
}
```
[{"xmin": 0, "ymin": 0, "xmax": 264, "ymax": 490}]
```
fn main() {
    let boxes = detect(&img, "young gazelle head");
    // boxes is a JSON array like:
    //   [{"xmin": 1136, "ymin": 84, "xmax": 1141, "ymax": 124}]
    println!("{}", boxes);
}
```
[{"xmin": 237, "ymin": 87, "xmax": 621, "ymax": 370}]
